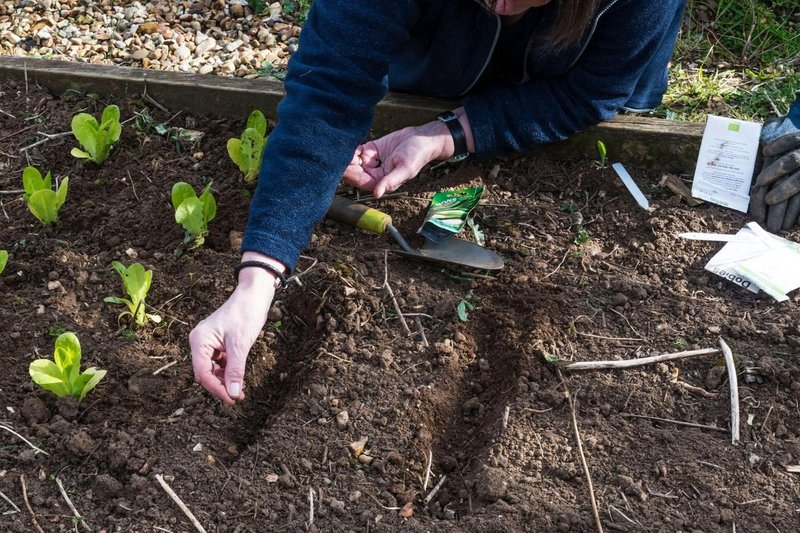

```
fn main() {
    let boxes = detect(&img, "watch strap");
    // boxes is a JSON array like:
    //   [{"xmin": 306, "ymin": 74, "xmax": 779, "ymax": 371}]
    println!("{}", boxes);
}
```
[{"xmin": 437, "ymin": 111, "xmax": 470, "ymax": 162}]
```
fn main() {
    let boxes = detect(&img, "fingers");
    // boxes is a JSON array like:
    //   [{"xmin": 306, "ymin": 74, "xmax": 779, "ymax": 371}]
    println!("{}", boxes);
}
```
[
  {"xmin": 765, "ymin": 170, "xmax": 800, "ymax": 204},
  {"xmin": 783, "ymin": 194, "xmax": 800, "ymax": 230},
  {"xmin": 189, "ymin": 326, "xmax": 234, "ymax": 404},
  {"xmin": 373, "ymin": 162, "xmax": 415, "ymax": 198},
  {"xmin": 749, "ymin": 186, "xmax": 768, "ymax": 223},
  {"xmin": 222, "ymin": 337, "xmax": 249, "ymax": 402},
  {"xmin": 755, "ymin": 152, "xmax": 800, "ymax": 188},
  {"xmin": 766, "ymin": 199, "xmax": 787, "ymax": 233},
  {"xmin": 342, "ymin": 165, "xmax": 379, "ymax": 190},
  {"xmin": 763, "ymin": 132, "xmax": 800, "ymax": 157}
]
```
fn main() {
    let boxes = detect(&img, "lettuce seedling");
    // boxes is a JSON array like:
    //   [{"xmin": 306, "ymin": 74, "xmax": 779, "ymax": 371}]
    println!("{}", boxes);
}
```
[
  {"xmin": 104, "ymin": 261, "xmax": 161, "ymax": 327},
  {"xmin": 29, "ymin": 332, "xmax": 106, "ymax": 402},
  {"xmin": 22, "ymin": 166, "xmax": 69, "ymax": 225},
  {"xmin": 227, "ymin": 110, "xmax": 268, "ymax": 182},
  {"xmin": 172, "ymin": 181, "xmax": 217, "ymax": 247},
  {"xmin": 0, "ymin": 249, "xmax": 7, "ymax": 275},
  {"xmin": 71, "ymin": 104, "xmax": 122, "ymax": 164}
]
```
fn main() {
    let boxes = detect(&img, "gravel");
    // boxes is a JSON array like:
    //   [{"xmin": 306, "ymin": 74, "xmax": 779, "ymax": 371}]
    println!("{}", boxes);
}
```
[{"xmin": 0, "ymin": 0, "xmax": 302, "ymax": 78}]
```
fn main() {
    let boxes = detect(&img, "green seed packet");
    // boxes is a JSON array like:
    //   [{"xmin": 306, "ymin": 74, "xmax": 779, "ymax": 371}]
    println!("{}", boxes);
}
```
[{"xmin": 419, "ymin": 186, "xmax": 484, "ymax": 243}]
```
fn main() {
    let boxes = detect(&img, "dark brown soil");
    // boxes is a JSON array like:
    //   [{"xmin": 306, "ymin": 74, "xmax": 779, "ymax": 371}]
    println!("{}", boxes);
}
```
[{"xmin": 0, "ymin": 82, "xmax": 799, "ymax": 533}]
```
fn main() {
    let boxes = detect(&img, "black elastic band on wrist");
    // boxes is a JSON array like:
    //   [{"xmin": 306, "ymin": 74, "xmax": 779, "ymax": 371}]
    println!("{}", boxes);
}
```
[
  {"xmin": 234, "ymin": 260, "xmax": 287, "ymax": 289},
  {"xmin": 437, "ymin": 111, "xmax": 470, "ymax": 162}
]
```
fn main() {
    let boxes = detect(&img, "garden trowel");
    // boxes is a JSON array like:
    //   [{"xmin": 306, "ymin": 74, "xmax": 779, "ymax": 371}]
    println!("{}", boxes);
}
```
[{"xmin": 326, "ymin": 196, "xmax": 504, "ymax": 270}]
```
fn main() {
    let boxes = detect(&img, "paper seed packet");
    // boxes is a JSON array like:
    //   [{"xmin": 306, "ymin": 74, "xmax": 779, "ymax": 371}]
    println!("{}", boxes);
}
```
[{"xmin": 419, "ymin": 186, "xmax": 484, "ymax": 243}]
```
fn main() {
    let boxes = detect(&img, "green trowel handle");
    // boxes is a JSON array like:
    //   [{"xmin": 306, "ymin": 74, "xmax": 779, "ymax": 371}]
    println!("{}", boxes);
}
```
[{"xmin": 327, "ymin": 196, "xmax": 392, "ymax": 235}]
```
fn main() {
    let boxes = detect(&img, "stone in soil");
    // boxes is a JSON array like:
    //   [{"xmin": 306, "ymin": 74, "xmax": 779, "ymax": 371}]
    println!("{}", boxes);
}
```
[
  {"xmin": 66, "ymin": 430, "xmax": 96, "ymax": 458},
  {"xmin": 21, "ymin": 396, "xmax": 51, "ymax": 424},
  {"xmin": 475, "ymin": 466, "xmax": 508, "ymax": 502}
]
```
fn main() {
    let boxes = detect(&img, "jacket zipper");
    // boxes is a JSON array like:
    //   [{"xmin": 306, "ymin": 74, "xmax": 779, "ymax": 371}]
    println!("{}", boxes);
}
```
[
  {"xmin": 459, "ymin": 1, "xmax": 501, "ymax": 97},
  {"xmin": 565, "ymin": 0, "xmax": 619, "ymax": 71}
]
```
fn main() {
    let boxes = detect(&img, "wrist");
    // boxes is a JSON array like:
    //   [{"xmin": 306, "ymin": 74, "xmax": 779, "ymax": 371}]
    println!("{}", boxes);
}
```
[
  {"xmin": 237, "ymin": 252, "xmax": 286, "ymax": 289},
  {"xmin": 434, "ymin": 108, "xmax": 475, "ymax": 161}
]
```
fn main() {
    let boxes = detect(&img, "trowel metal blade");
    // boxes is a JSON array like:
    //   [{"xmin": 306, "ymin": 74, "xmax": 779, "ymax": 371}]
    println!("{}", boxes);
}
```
[{"xmin": 395, "ymin": 237, "xmax": 504, "ymax": 270}]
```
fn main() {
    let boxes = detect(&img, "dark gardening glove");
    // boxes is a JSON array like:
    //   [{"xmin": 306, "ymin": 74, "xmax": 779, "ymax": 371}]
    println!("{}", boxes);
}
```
[{"xmin": 750, "ymin": 92, "xmax": 800, "ymax": 232}]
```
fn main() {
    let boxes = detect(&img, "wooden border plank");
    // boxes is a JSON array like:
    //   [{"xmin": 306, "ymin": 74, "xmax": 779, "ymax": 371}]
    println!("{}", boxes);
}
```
[{"xmin": 0, "ymin": 57, "xmax": 703, "ymax": 172}]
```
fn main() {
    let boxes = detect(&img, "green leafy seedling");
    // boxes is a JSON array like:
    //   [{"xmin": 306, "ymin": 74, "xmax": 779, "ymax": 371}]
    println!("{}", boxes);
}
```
[
  {"xmin": 574, "ymin": 228, "xmax": 590, "ymax": 245},
  {"xmin": 22, "ymin": 166, "xmax": 69, "ymax": 225},
  {"xmin": 456, "ymin": 292, "xmax": 479, "ymax": 322},
  {"xmin": 172, "ymin": 181, "xmax": 217, "ymax": 247},
  {"xmin": 29, "ymin": 332, "xmax": 106, "ymax": 402},
  {"xmin": 70, "ymin": 104, "xmax": 122, "ymax": 164},
  {"xmin": 104, "ymin": 261, "xmax": 161, "ymax": 328},
  {"xmin": 595, "ymin": 140, "xmax": 608, "ymax": 168},
  {"xmin": 227, "ymin": 110, "xmax": 268, "ymax": 182},
  {"xmin": 0, "ymin": 250, "xmax": 7, "ymax": 275}
]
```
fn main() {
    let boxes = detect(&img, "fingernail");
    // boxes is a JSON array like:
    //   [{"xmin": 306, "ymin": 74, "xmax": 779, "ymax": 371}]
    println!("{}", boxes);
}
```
[{"xmin": 228, "ymin": 382, "xmax": 241, "ymax": 398}]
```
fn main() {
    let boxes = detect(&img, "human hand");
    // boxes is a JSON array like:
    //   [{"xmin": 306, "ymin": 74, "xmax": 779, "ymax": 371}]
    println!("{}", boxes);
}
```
[
  {"xmin": 343, "ymin": 108, "xmax": 474, "ymax": 198},
  {"xmin": 750, "ymin": 93, "xmax": 800, "ymax": 232},
  {"xmin": 189, "ymin": 255, "xmax": 280, "ymax": 404}
]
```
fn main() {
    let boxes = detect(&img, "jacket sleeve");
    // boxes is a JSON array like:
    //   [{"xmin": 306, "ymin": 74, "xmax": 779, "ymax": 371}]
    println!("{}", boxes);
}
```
[
  {"xmin": 242, "ymin": 1, "xmax": 422, "ymax": 270},
  {"xmin": 462, "ymin": 0, "xmax": 684, "ymax": 157}
]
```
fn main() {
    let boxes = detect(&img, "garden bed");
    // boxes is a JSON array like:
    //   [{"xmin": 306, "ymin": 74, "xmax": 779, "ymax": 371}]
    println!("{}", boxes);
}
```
[{"xmin": 0, "ymin": 81, "xmax": 798, "ymax": 532}]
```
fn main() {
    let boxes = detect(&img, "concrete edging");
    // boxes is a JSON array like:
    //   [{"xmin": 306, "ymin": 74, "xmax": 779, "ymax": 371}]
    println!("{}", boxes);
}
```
[{"xmin": 0, "ymin": 57, "xmax": 703, "ymax": 172}]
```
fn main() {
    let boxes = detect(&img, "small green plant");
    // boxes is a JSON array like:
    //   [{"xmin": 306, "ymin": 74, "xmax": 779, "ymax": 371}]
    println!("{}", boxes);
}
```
[
  {"xmin": 0, "ymin": 249, "xmax": 7, "ymax": 275},
  {"xmin": 28, "ymin": 332, "xmax": 107, "ymax": 402},
  {"xmin": 70, "ymin": 104, "xmax": 122, "ymax": 164},
  {"xmin": 22, "ymin": 166, "xmax": 69, "ymax": 226},
  {"xmin": 574, "ymin": 228, "xmax": 590, "ymax": 245},
  {"xmin": 227, "ymin": 110, "xmax": 268, "ymax": 182},
  {"xmin": 672, "ymin": 337, "xmax": 687, "ymax": 349},
  {"xmin": 48, "ymin": 326, "xmax": 67, "ymax": 338},
  {"xmin": 172, "ymin": 182, "xmax": 217, "ymax": 247},
  {"xmin": 104, "ymin": 261, "xmax": 161, "ymax": 327},
  {"xmin": 595, "ymin": 140, "xmax": 608, "ymax": 168},
  {"xmin": 456, "ymin": 292, "xmax": 479, "ymax": 322}
]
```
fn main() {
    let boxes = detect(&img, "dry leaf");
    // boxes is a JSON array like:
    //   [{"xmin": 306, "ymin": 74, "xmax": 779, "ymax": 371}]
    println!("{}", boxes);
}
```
[{"xmin": 399, "ymin": 502, "xmax": 414, "ymax": 518}]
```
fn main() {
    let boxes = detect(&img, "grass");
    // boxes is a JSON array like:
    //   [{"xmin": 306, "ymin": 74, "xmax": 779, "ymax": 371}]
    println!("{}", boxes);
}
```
[{"xmin": 662, "ymin": 0, "xmax": 800, "ymax": 121}]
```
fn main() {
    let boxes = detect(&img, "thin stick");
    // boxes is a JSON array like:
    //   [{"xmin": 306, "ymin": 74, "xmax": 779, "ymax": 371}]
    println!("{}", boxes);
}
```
[
  {"xmin": 423, "ymin": 474, "xmax": 447, "ymax": 505},
  {"xmin": 556, "ymin": 348, "xmax": 720, "ymax": 371},
  {"xmin": 0, "ymin": 488, "xmax": 20, "ymax": 515},
  {"xmin": 20, "ymin": 475, "xmax": 44, "ymax": 533},
  {"xmin": 0, "ymin": 189, "xmax": 23, "ymax": 195},
  {"xmin": 19, "ymin": 131, "xmax": 73, "ymax": 153},
  {"xmin": 0, "ymin": 108, "xmax": 16, "ymax": 119},
  {"xmin": 155, "ymin": 474, "xmax": 208, "ymax": 533},
  {"xmin": 423, "ymin": 450, "xmax": 433, "ymax": 491},
  {"xmin": 382, "ymin": 251, "xmax": 412, "ymax": 337},
  {"xmin": 622, "ymin": 413, "xmax": 727, "ymax": 433},
  {"xmin": 307, "ymin": 487, "xmax": 314, "ymax": 526},
  {"xmin": 501, "ymin": 405, "xmax": 510, "ymax": 432},
  {"xmin": 152, "ymin": 360, "xmax": 177, "ymax": 375},
  {"xmin": 719, "ymin": 337, "xmax": 740, "ymax": 445},
  {"xmin": 55, "ymin": 477, "xmax": 90, "ymax": 532},
  {"xmin": 414, "ymin": 316, "xmax": 429, "ymax": 348},
  {"xmin": 566, "ymin": 389, "xmax": 604, "ymax": 533},
  {"xmin": 0, "ymin": 424, "xmax": 49, "ymax": 455}
]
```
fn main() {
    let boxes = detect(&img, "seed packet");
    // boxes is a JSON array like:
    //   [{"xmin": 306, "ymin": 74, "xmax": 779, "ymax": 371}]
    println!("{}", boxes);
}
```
[{"xmin": 419, "ymin": 186, "xmax": 484, "ymax": 243}]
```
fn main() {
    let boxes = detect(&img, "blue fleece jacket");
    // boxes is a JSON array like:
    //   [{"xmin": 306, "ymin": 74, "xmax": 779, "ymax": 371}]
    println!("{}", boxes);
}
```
[{"xmin": 242, "ymin": 0, "xmax": 687, "ymax": 270}]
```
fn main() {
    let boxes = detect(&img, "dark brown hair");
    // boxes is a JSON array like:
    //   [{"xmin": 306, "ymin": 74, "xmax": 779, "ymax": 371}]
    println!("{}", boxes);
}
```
[{"xmin": 486, "ymin": 0, "xmax": 601, "ymax": 54}]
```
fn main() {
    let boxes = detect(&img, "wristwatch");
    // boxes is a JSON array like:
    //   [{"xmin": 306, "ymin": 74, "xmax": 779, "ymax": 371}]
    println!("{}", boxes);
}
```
[{"xmin": 437, "ymin": 111, "xmax": 470, "ymax": 162}]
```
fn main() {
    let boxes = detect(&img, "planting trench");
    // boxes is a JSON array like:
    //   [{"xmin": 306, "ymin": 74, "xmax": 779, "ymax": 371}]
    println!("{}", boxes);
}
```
[{"xmin": 0, "ymin": 81, "xmax": 799, "ymax": 532}]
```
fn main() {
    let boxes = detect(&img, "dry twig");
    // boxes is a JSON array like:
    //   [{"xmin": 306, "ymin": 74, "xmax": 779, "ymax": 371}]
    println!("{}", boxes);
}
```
[
  {"xmin": 424, "ymin": 474, "xmax": 447, "ymax": 505},
  {"xmin": 55, "ymin": 477, "xmax": 91, "ymax": 532},
  {"xmin": 18, "ymin": 131, "xmax": 73, "ymax": 153},
  {"xmin": 622, "ymin": 413, "xmax": 727, "ymax": 433},
  {"xmin": 423, "ymin": 450, "xmax": 433, "ymax": 491},
  {"xmin": 719, "ymin": 337, "xmax": 740, "ymax": 444},
  {"xmin": 565, "ymin": 386, "xmax": 604, "ymax": 533},
  {"xmin": 0, "ymin": 424, "xmax": 49, "ymax": 455},
  {"xmin": 556, "ymin": 347, "xmax": 720, "ymax": 371},
  {"xmin": 0, "ymin": 488, "xmax": 20, "ymax": 515},
  {"xmin": 155, "ymin": 474, "xmax": 208, "ymax": 533},
  {"xmin": 20, "ymin": 475, "xmax": 44, "ymax": 533},
  {"xmin": 381, "ymin": 251, "xmax": 412, "ymax": 338},
  {"xmin": 308, "ymin": 487, "xmax": 314, "ymax": 527},
  {"xmin": 152, "ymin": 360, "xmax": 178, "ymax": 375}
]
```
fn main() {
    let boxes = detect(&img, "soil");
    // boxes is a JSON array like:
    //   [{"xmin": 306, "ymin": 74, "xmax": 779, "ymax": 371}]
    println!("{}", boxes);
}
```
[{"xmin": 0, "ymin": 82, "xmax": 799, "ymax": 533}]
